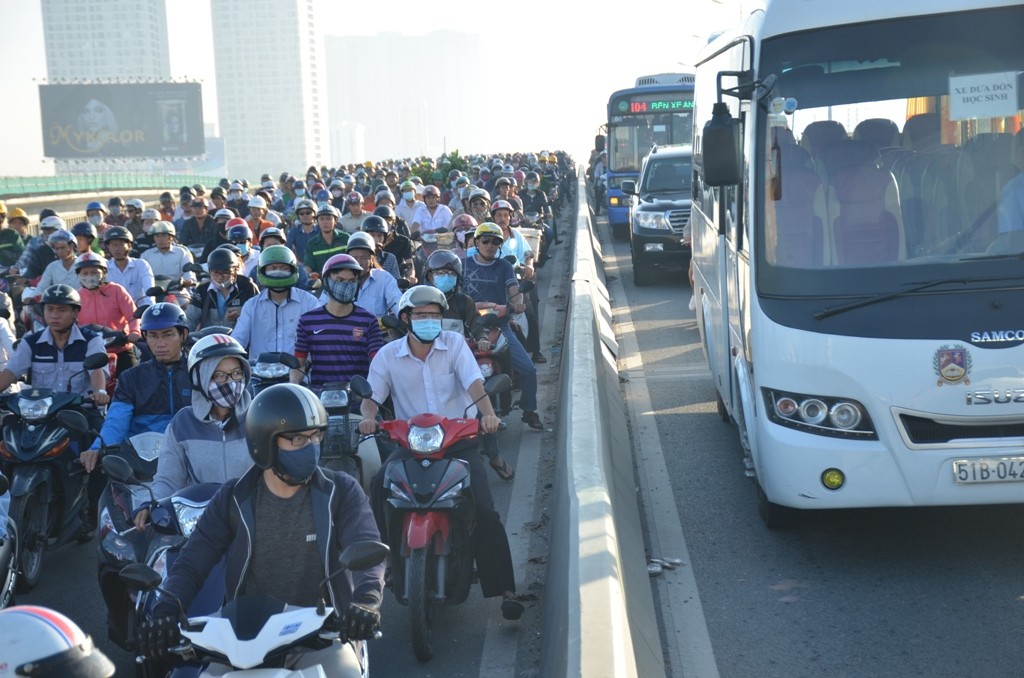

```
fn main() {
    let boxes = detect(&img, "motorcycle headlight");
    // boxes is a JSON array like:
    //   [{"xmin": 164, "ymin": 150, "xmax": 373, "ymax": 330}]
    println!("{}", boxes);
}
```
[
  {"xmin": 129, "ymin": 432, "xmax": 164, "ymax": 462},
  {"xmin": 388, "ymin": 480, "xmax": 412, "ymax": 502},
  {"xmin": 408, "ymin": 424, "xmax": 444, "ymax": 453},
  {"xmin": 635, "ymin": 211, "xmax": 671, "ymax": 230},
  {"xmin": 19, "ymin": 396, "xmax": 52, "ymax": 421},
  {"xmin": 437, "ymin": 480, "xmax": 464, "ymax": 503},
  {"xmin": 253, "ymin": 362, "xmax": 290, "ymax": 379},
  {"xmin": 171, "ymin": 496, "xmax": 209, "ymax": 538},
  {"xmin": 478, "ymin": 362, "xmax": 494, "ymax": 378},
  {"xmin": 98, "ymin": 506, "xmax": 116, "ymax": 541},
  {"xmin": 320, "ymin": 389, "xmax": 349, "ymax": 409}
]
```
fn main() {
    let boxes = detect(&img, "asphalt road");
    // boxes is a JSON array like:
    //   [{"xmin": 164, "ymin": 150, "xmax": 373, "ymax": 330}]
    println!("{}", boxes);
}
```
[
  {"xmin": 14, "ymin": 208, "xmax": 572, "ymax": 677},
  {"xmin": 599, "ymin": 214, "xmax": 1024, "ymax": 678}
]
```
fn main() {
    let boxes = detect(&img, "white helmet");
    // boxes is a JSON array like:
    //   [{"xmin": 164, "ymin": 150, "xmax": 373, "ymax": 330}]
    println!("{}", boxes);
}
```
[
  {"xmin": 187, "ymin": 332, "xmax": 248, "ymax": 389},
  {"xmin": 247, "ymin": 195, "xmax": 267, "ymax": 210},
  {"xmin": 126, "ymin": 198, "xmax": 146, "ymax": 211},
  {"xmin": 0, "ymin": 605, "xmax": 115, "ymax": 677}
]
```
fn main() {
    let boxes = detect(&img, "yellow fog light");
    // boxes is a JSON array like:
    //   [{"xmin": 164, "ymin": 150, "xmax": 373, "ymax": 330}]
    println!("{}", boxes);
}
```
[
  {"xmin": 821, "ymin": 468, "xmax": 845, "ymax": 490},
  {"xmin": 609, "ymin": 196, "xmax": 621, "ymax": 206}
]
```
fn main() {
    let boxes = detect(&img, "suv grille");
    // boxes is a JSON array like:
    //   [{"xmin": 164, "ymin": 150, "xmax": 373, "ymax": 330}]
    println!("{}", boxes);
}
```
[{"xmin": 667, "ymin": 208, "xmax": 690, "ymax": 233}]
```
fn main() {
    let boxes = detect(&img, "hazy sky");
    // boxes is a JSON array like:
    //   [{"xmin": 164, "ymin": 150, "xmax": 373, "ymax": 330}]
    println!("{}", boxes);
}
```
[{"xmin": 0, "ymin": 0, "xmax": 746, "ymax": 177}]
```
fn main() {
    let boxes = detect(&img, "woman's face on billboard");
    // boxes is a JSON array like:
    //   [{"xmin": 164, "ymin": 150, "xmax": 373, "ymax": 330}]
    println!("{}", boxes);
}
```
[{"xmin": 81, "ymin": 98, "xmax": 111, "ymax": 132}]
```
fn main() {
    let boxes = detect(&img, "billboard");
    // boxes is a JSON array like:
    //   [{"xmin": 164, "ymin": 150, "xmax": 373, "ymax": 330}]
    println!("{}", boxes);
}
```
[{"xmin": 39, "ymin": 83, "xmax": 204, "ymax": 158}]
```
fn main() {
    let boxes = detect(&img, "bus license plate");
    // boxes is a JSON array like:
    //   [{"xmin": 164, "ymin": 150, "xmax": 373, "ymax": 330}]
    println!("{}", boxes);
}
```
[{"xmin": 953, "ymin": 457, "xmax": 1024, "ymax": 484}]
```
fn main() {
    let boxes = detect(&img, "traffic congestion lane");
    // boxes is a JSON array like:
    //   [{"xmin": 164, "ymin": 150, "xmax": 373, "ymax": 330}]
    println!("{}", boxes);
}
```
[
  {"xmin": 15, "ymin": 210, "xmax": 569, "ymax": 677},
  {"xmin": 600, "ymin": 214, "xmax": 1024, "ymax": 678}
]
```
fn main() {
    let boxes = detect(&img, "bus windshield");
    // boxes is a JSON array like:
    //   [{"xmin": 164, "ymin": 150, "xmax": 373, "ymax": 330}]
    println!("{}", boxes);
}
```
[
  {"xmin": 756, "ymin": 4, "xmax": 1024, "ymax": 297},
  {"xmin": 609, "ymin": 111, "xmax": 693, "ymax": 173}
]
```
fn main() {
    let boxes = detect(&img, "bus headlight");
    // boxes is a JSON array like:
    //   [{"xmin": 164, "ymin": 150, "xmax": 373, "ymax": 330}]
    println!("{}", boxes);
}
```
[{"xmin": 763, "ymin": 388, "xmax": 876, "ymax": 439}]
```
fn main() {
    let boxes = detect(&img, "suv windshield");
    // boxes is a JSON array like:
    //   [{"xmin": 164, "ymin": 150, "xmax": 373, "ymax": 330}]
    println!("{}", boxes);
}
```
[
  {"xmin": 755, "ymin": 4, "xmax": 1024, "ymax": 298},
  {"xmin": 641, "ymin": 156, "xmax": 692, "ymax": 194}
]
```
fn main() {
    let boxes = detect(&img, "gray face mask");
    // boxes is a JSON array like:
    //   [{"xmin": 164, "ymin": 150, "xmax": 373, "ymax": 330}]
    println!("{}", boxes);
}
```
[
  {"xmin": 326, "ymin": 279, "xmax": 358, "ymax": 304},
  {"xmin": 78, "ymin": 273, "xmax": 102, "ymax": 289}
]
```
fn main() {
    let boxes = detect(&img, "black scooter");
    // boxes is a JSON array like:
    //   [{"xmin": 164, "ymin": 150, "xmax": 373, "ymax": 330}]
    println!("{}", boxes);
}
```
[
  {"xmin": 0, "ymin": 472, "xmax": 17, "ymax": 607},
  {"xmin": 0, "ymin": 352, "xmax": 109, "ymax": 591}
]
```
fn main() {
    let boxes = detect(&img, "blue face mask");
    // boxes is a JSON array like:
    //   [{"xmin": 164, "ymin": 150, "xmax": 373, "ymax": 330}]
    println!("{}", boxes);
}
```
[
  {"xmin": 276, "ymin": 441, "xmax": 320, "ymax": 485},
  {"xmin": 432, "ymin": 273, "xmax": 457, "ymax": 293},
  {"xmin": 410, "ymin": 318, "xmax": 442, "ymax": 343},
  {"xmin": 236, "ymin": 243, "xmax": 249, "ymax": 256}
]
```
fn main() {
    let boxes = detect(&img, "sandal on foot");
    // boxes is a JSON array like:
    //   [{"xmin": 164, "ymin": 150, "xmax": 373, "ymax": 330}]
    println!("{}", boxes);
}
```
[
  {"xmin": 502, "ymin": 598, "xmax": 525, "ymax": 620},
  {"xmin": 490, "ymin": 457, "xmax": 516, "ymax": 481}
]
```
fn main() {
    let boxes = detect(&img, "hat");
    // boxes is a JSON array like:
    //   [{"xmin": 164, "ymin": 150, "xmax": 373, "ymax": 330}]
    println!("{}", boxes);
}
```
[{"xmin": 214, "ymin": 208, "xmax": 235, "ymax": 220}]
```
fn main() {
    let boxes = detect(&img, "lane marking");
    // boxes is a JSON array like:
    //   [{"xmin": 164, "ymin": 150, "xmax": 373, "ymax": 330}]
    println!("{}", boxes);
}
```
[{"xmin": 602, "ymin": 224, "xmax": 720, "ymax": 678}]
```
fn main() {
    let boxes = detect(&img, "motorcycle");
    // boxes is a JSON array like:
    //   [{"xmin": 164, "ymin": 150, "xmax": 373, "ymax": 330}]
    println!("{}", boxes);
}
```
[
  {"xmin": 119, "ymin": 540, "xmax": 389, "ymax": 676},
  {"xmin": 0, "ymin": 352, "xmax": 110, "ymax": 591},
  {"xmin": 468, "ymin": 313, "xmax": 513, "ymax": 416},
  {"xmin": 316, "ymin": 381, "xmax": 381, "ymax": 497},
  {"xmin": 250, "ymin": 351, "xmax": 301, "ymax": 395},
  {"xmin": 351, "ymin": 373, "xmax": 511, "ymax": 662},
  {"xmin": 82, "ymin": 323, "xmax": 131, "ymax": 394},
  {"xmin": 0, "ymin": 471, "xmax": 18, "ymax": 607},
  {"xmin": 411, "ymin": 228, "xmax": 456, "ymax": 281}
]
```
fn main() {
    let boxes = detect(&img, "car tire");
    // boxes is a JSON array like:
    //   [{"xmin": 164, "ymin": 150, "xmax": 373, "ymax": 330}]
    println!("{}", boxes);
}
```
[{"xmin": 632, "ymin": 251, "xmax": 655, "ymax": 286}]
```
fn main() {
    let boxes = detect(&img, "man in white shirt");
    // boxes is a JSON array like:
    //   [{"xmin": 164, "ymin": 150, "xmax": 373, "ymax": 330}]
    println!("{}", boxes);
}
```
[
  {"xmin": 140, "ymin": 221, "xmax": 195, "ymax": 287},
  {"xmin": 411, "ymin": 185, "xmax": 454, "ymax": 234},
  {"xmin": 103, "ymin": 226, "xmax": 155, "ymax": 306}
]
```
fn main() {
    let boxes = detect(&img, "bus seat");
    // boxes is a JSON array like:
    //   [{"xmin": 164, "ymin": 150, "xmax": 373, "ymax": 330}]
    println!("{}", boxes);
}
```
[
  {"xmin": 854, "ymin": 118, "xmax": 900, "ymax": 150},
  {"xmin": 902, "ymin": 113, "xmax": 940, "ymax": 150},
  {"xmin": 956, "ymin": 133, "xmax": 1020, "ymax": 251},
  {"xmin": 799, "ymin": 120, "xmax": 847, "ymax": 159},
  {"xmin": 916, "ymin": 146, "xmax": 961, "ymax": 252},
  {"xmin": 770, "ymin": 160, "xmax": 828, "ymax": 267}
]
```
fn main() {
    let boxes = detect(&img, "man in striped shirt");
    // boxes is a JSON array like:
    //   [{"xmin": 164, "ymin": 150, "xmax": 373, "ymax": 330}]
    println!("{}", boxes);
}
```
[{"xmin": 291, "ymin": 253, "xmax": 383, "ymax": 388}]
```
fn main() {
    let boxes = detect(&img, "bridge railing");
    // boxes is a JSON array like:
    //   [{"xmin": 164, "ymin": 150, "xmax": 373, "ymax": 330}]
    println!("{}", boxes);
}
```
[{"xmin": 0, "ymin": 173, "xmax": 223, "ymax": 198}]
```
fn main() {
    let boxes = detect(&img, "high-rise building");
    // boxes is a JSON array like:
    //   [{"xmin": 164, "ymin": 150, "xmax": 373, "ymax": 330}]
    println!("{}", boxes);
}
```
[
  {"xmin": 325, "ymin": 31, "xmax": 482, "ymax": 162},
  {"xmin": 211, "ymin": 0, "xmax": 324, "ymax": 181}
]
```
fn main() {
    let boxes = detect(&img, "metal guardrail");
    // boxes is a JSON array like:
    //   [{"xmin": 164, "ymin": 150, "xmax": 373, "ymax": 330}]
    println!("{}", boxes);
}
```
[
  {"xmin": 0, "ymin": 173, "xmax": 224, "ymax": 198},
  {"xmin": 541, "ymin": 171, "xmax": 665, "ymax": 677}
]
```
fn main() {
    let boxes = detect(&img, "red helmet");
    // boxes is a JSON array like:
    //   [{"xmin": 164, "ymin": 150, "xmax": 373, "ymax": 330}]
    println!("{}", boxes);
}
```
[
  {"xmin": 490, "ymin": 199, "xmax": 514, "ymax": 214},
  {"xmin": 451, "ymin": 214, "xmax": 478, "ymax": 232},
  {"xmin": 423, "ymin": 185, "xmax": 441, "ymax": 198},
  {"xmin": 225, "ymin": 217, "xmax": 247, "ymax": 230},
  {"xmin": 513, "ymin": 169, "xmax": 526, "ymax": 183}
]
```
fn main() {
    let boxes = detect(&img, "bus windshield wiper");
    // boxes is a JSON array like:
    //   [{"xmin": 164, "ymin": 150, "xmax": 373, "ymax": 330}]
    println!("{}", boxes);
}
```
[
  {"xmin": 959, "ymin": 250, "xmax": 1024, "ymax": 262},
  {"xmin": 813, "ymin": 278, "xmax": 974, "ymax": 320}
]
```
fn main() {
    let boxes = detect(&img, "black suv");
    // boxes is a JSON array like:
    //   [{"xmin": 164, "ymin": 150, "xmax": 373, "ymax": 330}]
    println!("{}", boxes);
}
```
[{"xmin": 622, "ymin": 145, "xmax": 692, "ymax": 286}]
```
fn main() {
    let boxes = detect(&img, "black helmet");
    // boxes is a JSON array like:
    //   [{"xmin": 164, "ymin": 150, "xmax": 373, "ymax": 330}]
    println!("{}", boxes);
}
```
[
  {"xmin": 246, "ymin": 383, "xmax": 327, "ymax": 470},
  {"xmin": 71, "ymin": 221, "xmax": 97, "ymax": 240},
  {"xmin": 373, "ymin": 205, "xmax": 396, "ymax": 221},
  {"xmin": 361, "ymin": 215, "xmax": 389, "ymax": 235},
  {"xmin": 41, "ymin": 284, "xmax": 81, "ymax": 310},
  {"xmin": 425, "ymin": 249, "xmax": 463, "ymax": 277},
  {"xmin": 206, "ymin": 247, "xmax": 238, "ymax": 272},
  {"xmin": 107, "ymin": 197, "xmax": 125, "ymax": 208},
  {"xmin": 102, "ymin": 225, "xmax": 133, "ymax": 244}
]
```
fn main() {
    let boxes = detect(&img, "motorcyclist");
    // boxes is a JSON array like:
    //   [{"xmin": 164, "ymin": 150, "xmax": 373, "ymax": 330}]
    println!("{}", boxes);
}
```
[
  {"xmin": 373, "ymin": 205, "xmax": 415, "ymax": 282},
  {"xmin": 520, "ymin": 170, "xmax": 560, "ymax": 252},
  {"xmin": 304, "ymin": 204, "xmax": 349, "ymax": 277},
  {"xmin": 462, "ymin": 224, "xmax": 543, "ymax": 430},
  {"xmin": 71, "ymin": 220, "xmax": 100, "ymax": 255},
  {"xmin": 11, "ymin": 214, "xmax": 61, "ymax": 281},
  {"xmin": 227, "ymin": 221, "xmax": 259, "ymax": 277},
  {"xmin": 490, "ymin": 201, "xmax": 545, "ymax": 364},
  {"xmin": 103, "ymin": 225, "xmax": 155, "ymax": 306},
  {"xmin": 140, "ymin": 220, "xmax": 196, "ymax": 285},
  {"xmin": 358, "ymin": 285, "xmax": 523, "ymax": 620},
  {"xmin": 345, "ymin": 232, "xmax": 402, "ymax": 319},
  {"xmin": 360, "ymin": 215, "xmax": 402, "ymax": 281},
  {"xmin": 186, "ymin": 247, "xmax": 259, "ymax": 331},
  {"xmin": 105, "ymin": 197, "xmax": 128, "ymax": 228},
  {"xmin": 132, "ymin": 333, "xmax": 252, "ymax": 530},
  {"xmin": 74, "ymin": 251, "xmax": 142, "ymax": 376},
  {"xmin": 37, "ymin": 229, "xmax": 80, "ymax": 290},
  {"xmin": 139, "ymin": 383, "xmax": 383, "ymax": 676},
  {"xmin": 411, "ymin": 185, "xmax": 453, "ymax": 234},
  {"xmin": 0, "ymin": 605, "xmax": 115, "ymax": 677}
]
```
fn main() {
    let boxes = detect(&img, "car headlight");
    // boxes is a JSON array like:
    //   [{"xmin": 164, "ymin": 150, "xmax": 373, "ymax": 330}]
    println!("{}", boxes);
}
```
[
  {"xmin": 171, "ymin": 496, "xmax": 209, "ymax": 538},
  {"xmin": 408, "ymin": 424, "xmax": 444, "ymax": 453},
  {"xmin": 320, "ymin": 389, "xmax": 349, "ymax": 409},
  {"xmin": 19, "ymin": 396, "xmax": 52, "ymax": 421},
  {"xmin": 634, "ymin": 211, "xmax": 671, "ymax": 230},
  {"xmin": 253, "ymin": 362, "xmax": 290, "ymax": 379},
  {"xmin": 763, "ymin": 388, "xmax": 877, "ymax": 439}
]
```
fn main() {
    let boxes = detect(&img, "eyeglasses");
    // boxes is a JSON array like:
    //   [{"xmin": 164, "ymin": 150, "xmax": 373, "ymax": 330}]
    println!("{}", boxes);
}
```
[
  {"xmin": 477, "ymin": 237, "xmax": 502, "ymax": 246},
  {"xmin": 297, "ymin": 210, "xmax": 314, "ymax": 216},
  {"xmin": 211, "ymin": 368, "xmax": 246, "ymax": 384},
  {"xmin": 280, "ymin": 430, "xmax": 324, "ymax": 446}
]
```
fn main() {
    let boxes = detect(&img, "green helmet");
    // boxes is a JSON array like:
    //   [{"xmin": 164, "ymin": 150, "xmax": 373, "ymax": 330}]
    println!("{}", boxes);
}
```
[{"xmin": 257, "ymin": 245, "xmax": 299, "ymax": 289}]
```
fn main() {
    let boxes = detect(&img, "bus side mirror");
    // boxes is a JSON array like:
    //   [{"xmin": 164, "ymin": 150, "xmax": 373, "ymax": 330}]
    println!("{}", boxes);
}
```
[{"xmin": 702, "ymin": 102, "xmax": 742, "ymax": 187}]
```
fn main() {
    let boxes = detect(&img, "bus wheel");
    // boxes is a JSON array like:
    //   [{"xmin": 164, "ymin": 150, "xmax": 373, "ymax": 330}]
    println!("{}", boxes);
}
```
[
  {"xmin": 715, "ymin": 390, "xmax": 729, "ymax": 422},
  {"xmin": 755, "ymin": 481, "xmax": 799, "ymax": 530}
]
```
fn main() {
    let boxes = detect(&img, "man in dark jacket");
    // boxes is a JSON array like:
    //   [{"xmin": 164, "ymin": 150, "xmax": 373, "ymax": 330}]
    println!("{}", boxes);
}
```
[
  {"xmin": 177, "ymin": 198, "xmax": 216, "ymax": 248},
  {"xmin": 140, "ymin": 384, "xmax": 383, "ymax": 676}
]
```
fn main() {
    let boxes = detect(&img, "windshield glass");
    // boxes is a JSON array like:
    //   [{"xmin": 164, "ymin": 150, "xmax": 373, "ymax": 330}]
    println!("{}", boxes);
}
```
[
  {"xmin": 756, "ymin": 5, "xmax": 1024, "ymax": 297},
  {"xmin": 609, "ymin": 107, "xmax": 693, "ymax": 173},
  {"xmin": 641, "ymin": 155, "xmax": 693, "ymax": 193}
]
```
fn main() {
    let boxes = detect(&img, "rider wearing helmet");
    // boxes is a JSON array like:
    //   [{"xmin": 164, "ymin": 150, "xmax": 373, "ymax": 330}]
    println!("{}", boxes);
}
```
[
  {"xmin": 71, "ymin": 220, "xmax": 100, "ymax": 255},
  {"xmin": 233, "ymin": 245, "xmax": 320, "ymax": 358},
  {"xmin": 85, "ymin": 199, "xmax": 107, "ymax": 231},
  {"xmin": 38, "ymin": 229, "xmax": 79, "ymax": 291},
  {"xmin": 372, "ymin": 205, "xmax": 415, "ymax": 280},
  {"xmin": 358, "ymin": 285, "xmax": 524, "ymax": 620},
  {"xmin": 303, "ymin": 203, "xmax": 348, "ymax": 277},
  {"xmin": 226, "ymin": 221, "xmax": 258, "ymax": 277},
  {"xmin": 0, "ymin": 606, "xmax": 115, "ymax": 677},
  {"xmin": 520, "ymin": 169, "xmax": 559, "ymax": 255},
  {"xmin": 123, "ymin": 198, "xmax": 146, "ymax": 239},
  {"xmin": 339, "ymin": 191, "xmax": 367, "ymax": 231},
  {"xmin": 135, "ymin": 332, "xmax": 252, "ymax": 531},
  {"xmin": 178, "ymin": 196, "xmax": 216, "ymax": 248},
  {"xmin": 102, "ymin": 224, "xmax": 156, "ymax": 306},
  {"xmin": 187, "ymin": 246, "xmax": 259, "ymax": 331},
  {"xmin": 140, "ymin": 220, "xmax": 196, "ymax": 284},
  {"xmin": 395, "ymin": 179, "xmax": 419, "ymax": 227},
  {"xmin": 75, "ymin": 249, "xmax": 143, "ymax": 377},
  {"xmin": 292, "ymin": 253, "xmax": 383, "ymax": 388},
  {"xmin": 344, "ymin": 232, "xmax": 401, "ymax": 318},
  {"xmin": 463, "ymin": 224, "xmax": 543, "ymax": 429},
  {"xmin": 359, "ymin": 215, "xmax": 402, "ymax": 281},
  {"xmin": 0, "ymin": 202, "xmax": 25, "ymax": 267},
  {"xmin": 451, "ymin": 213, "xmax": 478, "ymax": 251},
  {"xmin": 11, "ymin": 214, "xmax": 63, "ymax": 279},
  {"xmin": 411, "ymin": 184, "xmax": 453, "ymax": 234},
  {"xmin": 142, "ymin": 383, "xmax": 383, "ymax": 676},
  {"xmin": 105, "ymin": 196, "xmax": 128, "ymax": 227}
]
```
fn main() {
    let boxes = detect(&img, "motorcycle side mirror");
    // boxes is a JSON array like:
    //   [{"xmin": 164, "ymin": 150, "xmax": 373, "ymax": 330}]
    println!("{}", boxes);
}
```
[
  {"xmin": 348, "ymin": 375, "xmax": 373, "ymax": 401},
  {"xmin": 339, "ymin": 540, "xmax": 390, "ymax": 572},
  {"xmin": 56, "ymin": 410, "xmax": 91, "ymax": 435},
  {"xmin": 503, "ymin": 255, "xmax": 518, "ymax": 266},
  {"xmin": 381, "ymin": 315, "xmax": 405, "ymax": 331},
  {"xmin": 132, "ymin": 306, "xmax": 146, "ymax": 319},
  {"xmin": 182, "ymin": 262, "xmax": 204, "ymax": 275},
  {"xmin": 397, "ymin": 279, "xmax": 411, "ymax": 291},
  {"xmin": 145, "ymin": 286, "xmax": 164, "ymax": 297},
  {"xmin": 517, "ymin": 280, "xmax": 535, "ymax": 295},
  {"xmin": 101, "ymin": 455, "xmax": 137, "ymax": 484},
  {"xmin": 83, "ymin": 352, "xmax": 110, "ymax": 370},
  {"xmin": 118, "ymin": 563, "xmax": 163, "ymax": 593},
  {"xmin": 0, "ymin": 474, "xmax": 8, "ymax": 497},
  {"xmin": 484, "ymin": 374, "xmax": 512, "ymax": 395},
  {"xmin": 474, "ymin": 314, "xmax": 499, "ymax": 330},
  {"xmin": 254, "ymin": 351, "xmax": 300, "ymax": 370}
]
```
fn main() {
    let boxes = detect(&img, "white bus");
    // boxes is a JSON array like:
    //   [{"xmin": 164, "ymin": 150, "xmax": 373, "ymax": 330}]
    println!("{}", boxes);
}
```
[{"xmin": 691, "ymin": 0, "xmax": 1024, "ymax": 526}]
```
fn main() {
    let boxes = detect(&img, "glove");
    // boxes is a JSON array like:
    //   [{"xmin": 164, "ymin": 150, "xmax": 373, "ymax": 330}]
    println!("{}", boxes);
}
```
[
  {"xmin": 138, "ymin": 615, "xmax": 181, "ymax": 660},
  {"xmin": 341, "ymin": 601, "xmax": 381, "ymax": 640}
]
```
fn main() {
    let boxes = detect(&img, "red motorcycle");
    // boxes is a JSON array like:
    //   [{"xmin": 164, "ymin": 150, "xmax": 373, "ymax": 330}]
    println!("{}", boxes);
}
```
[{"xmin": 350, "ymin": 373, "xmax": 510, "ymax": 662}]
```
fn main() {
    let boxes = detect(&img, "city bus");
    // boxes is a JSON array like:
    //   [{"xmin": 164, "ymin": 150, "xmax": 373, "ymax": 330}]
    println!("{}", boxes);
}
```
[
  {"xmin": 691, "ymin": 0, "xmax": 1024, "ymax": 526},
  {"xmin": 603, "ymin": 73, "xmax": 695, "ymax": 236}
]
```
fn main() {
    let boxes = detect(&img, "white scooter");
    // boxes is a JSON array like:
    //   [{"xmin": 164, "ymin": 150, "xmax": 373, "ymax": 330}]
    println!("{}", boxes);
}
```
[{"xmin": 119, "ymin": 541, "xmax": 388, "ymax": 677}]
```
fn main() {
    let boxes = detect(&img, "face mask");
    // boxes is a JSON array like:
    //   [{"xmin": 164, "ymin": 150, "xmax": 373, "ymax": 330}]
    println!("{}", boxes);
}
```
[
  {"xmin": 88, "ymin": 214, "xmax": 103, "ymax": 226},
  {"xmin": 275, "ymin": 441, "xmax": 320, "ymax": 485},
  {"xmin": 263, "ymin": 268, "xmax": 293, "ymax": 279},
  {"xmin": 326, "ymin": 279, "xmax": 358, "ymax": 304},
  {"xmin": 526, "ymin": 183, "xmax": 538, "ymax": 192},
  {"xmin": 206, "ymin": 378, "xmax": 245, "ymax": 409},
  {"xmin": 450, "ymin": 181, "xmax": 458, "ymax": 189},
  {"xmin": 228, "ymin": 192, "xmax": 242, "ymax": 201},
  {"xmin": 78, "ymin": 273, "xmax": 101, "ymax": 290},
  {"xmin": 236, "ymin": 243, "xmax": 249, "ymax": 256},
  {"xmin": 216, "ymin": 277, "xmax": 235, "ymax": 291},
  {"xmin": 432, "ymin": 273, "xmax": 457, "ymax": 293},
  {"xmin": 455, "ymin": 230, "xmax": 468, "ymax": 246},
  {"xmin": 142, "ymin": 222, "xmax": 153, "ymax": 234},
  {"xmin": 402, "ymin": 191, "xmax": 414, "ymax": 201},
  {"xmin": 331, "ymin": 188, "xmax": 343, "ymax": 197},
  {"xmin": 410, "ymin": 318, "xmax": 442, "ymax": 343},
  {"xmin": 109, "ymin": 206, "xmax": 121, "ymax": 216},
  {"xmin": 295, "ymin": 189, "xmax": 305, "ymax": 197}
]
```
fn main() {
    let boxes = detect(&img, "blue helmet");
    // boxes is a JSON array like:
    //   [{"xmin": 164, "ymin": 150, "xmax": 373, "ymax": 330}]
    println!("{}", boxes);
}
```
[
  {"xmin": 86, "ymin": 200, "xmax": 106, "ymax": 213},
  {"xmin": 140, "ymin": 302, "xmax": 188, "ymax": 333},
  {"xmin": 314, "ymin": 189, "xmax": 331, "ymax": 204}
]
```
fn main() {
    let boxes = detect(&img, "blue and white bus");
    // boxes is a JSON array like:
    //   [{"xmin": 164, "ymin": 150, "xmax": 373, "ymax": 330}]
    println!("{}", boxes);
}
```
[
  {"xmin": 692, "ymin": 0, "xmax": 1024, "ymax": 527},
  {"xmin": 604, "ymin": 73, "xmax": 695, "ymax": 235}
]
